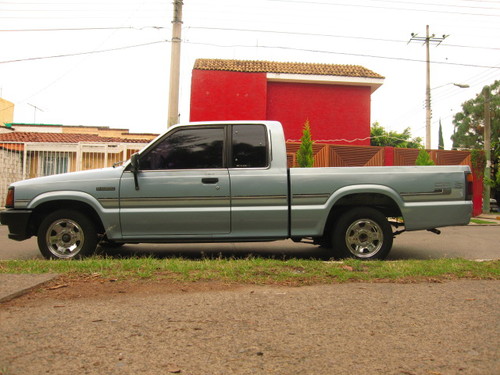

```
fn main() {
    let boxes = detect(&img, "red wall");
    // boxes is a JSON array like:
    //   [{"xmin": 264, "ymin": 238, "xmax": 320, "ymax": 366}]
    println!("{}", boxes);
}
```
[
  {"xmin": 190, "ymin": 70, "xmax": 267, "ymax": 122},
  {"xmin": 266, "ymin": 82, "xmax": 371, "ymax": 145},
  {"xmin": 472, "ymin": 169, "xmax": 484, "ymax": 217},
  {"xmin": 190, "ymin": 70, "xmax": 372, "ymax": 145}
]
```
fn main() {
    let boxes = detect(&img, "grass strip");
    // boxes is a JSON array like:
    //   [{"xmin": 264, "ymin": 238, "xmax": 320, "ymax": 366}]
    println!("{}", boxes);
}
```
[
  {"xmin": 0, "ymin": 258, "xmax": 498, "ymax": 285},
  {"xmin": 470, "ymin": 218, "xmax": 497, "ymax": 225}
]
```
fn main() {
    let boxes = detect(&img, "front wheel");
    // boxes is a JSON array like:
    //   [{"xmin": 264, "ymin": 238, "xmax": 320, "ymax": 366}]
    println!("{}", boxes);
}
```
[
  {"xmin": 331, "ymin": 207, "xmax": 393, "ymax": 260},
  {"xmin": 37, "ymin": 210, "xmax": 98, "ymax": 260}
]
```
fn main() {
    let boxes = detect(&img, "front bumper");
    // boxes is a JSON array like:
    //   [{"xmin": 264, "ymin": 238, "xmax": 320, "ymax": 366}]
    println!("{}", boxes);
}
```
[{"xmin": 0, "ymin": 209, "xmax": 33, "ymax": 241}]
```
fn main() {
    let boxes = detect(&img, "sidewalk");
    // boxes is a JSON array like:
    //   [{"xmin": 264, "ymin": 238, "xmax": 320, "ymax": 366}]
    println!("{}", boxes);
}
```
[
  {"xmin": 0, "ymin": 273, "xmax": 58, "ymax": 303},
  {"xmin": 471, "ymin": 212, "xmax": 500, "ymax": 225}
]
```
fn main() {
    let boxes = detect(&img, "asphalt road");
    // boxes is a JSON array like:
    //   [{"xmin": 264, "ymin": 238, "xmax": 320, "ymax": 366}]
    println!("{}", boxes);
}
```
[{"xmin": 1, "ymin": 224, "xmax": 499, "ymax": 261}]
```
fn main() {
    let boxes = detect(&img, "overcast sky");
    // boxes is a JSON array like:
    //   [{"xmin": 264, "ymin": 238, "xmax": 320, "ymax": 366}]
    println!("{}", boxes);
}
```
[{"xmin": 1, "ymin": 0, "xmax": 499, "ymax": 149}]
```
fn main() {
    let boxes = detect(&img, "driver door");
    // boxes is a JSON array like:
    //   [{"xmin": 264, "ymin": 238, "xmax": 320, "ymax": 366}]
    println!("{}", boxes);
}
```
[{"xmin": 119, "ymin": 126, "xmax": 230, "ymax": 238}]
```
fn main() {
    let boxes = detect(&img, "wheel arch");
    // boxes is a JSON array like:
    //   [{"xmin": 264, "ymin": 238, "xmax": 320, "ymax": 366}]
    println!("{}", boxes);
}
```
[
  {"xmin": 29, "ymin": 199, "xmax": 105, "ymax": 237},
  {"xmin": 322, "ymin": 186, "xmax": 404, "ymax": 238}
]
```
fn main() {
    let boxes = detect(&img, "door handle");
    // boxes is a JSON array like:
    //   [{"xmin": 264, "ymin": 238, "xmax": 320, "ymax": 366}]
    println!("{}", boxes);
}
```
[{"xmin": 202, "ymin": 177, "xmax": 219, "ymax": 184}]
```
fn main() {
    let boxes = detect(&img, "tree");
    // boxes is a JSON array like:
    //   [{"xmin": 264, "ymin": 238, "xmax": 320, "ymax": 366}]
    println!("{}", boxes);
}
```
[
  {"xmin": 297, "ymin": 119, "xmax": 314, "ymax": 167},
  {"xmin": 438, "ymin": 119, "xmax": 444, "ymax": 150},
  {"xmin": 451, "ymin": 80, "xmax": 499, "ymax": 152},
  {"xmin": 415, "ymin": 149, "xmax": 435, "ymax": 165},
  {"xmin": 370, "ymin": 122, "xmax": 423, "ymax": 148},
  {"xmin": 451, "ymin": 80, "xmax": 500, "ymax": 188}
]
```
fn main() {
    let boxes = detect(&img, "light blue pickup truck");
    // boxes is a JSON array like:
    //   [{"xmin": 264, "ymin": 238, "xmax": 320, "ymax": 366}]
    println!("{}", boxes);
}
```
[{"xmin": 0, "ymin": 121, "xmax": 473, "ymax": 260}]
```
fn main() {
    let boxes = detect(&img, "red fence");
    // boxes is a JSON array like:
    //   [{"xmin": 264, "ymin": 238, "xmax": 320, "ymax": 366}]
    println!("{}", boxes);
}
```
[{"xmin": 286, "ymin": 142, "xmax": 482, "ymax": 216}]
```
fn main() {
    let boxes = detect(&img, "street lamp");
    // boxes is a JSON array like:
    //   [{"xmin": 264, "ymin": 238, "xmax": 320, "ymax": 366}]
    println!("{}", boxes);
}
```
[
  {"xmin": 426, "ymin": 83, "xmax": 469, "ymax": 148},
  {"xmin": 432, "ymin": 83, "xmax": 470, "ymax": 90}
]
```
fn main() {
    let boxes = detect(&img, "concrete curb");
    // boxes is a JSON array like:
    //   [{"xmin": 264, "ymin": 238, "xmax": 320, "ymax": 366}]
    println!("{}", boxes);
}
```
[
  {"xmin": 469, "ymin": 214, "xmax": 500, "ymax": 225},
  {"xmin": 0, "ymin": 273, "xmax": 59, "ymax": 303}
]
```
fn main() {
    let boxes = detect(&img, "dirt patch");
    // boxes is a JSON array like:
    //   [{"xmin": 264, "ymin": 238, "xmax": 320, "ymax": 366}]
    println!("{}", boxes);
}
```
[
  {"xmin": 3, "ymin": 276, "xmax": 244, "ymax": 307},
  {"xmin": 3, "ymin": 273, "xmax": 489, "ymax": 308}
]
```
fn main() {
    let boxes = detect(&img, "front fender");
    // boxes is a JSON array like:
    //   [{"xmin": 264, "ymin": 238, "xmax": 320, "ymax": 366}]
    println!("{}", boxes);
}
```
[{"xmin": 26, "ymin": 191, "xmax": 121, "ymax": 239}]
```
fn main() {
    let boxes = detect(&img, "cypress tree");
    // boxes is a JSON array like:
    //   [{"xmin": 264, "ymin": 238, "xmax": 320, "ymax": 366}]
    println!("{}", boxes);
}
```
[
  {"xmin": 415, "ymin": 149, "xmax": 435, "ymax": 165},
  {"xmin": 297, "ymin": 120, "xmax": 314, "ymax": 167},
  {"xmin": 438, "ymin": 119, "xmax": 444, "ymax": 150}
]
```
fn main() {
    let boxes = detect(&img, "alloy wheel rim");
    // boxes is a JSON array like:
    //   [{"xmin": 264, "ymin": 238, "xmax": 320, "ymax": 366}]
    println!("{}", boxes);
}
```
[
  {"xmin": 46, "ymin": 219, "xmax": 85, "ymax": 258},
  {"xmin": 345, "ymin": 219, "xmax": 383, "ymax": 258}
]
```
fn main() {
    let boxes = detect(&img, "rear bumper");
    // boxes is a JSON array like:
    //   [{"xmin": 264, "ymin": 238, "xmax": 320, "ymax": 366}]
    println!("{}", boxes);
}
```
[
  {"xmin": 403, "ymin": 201, "xmax": 472, "ymax": 231},
  {"xmin": 0, "ymin": 209, "xmax": 33, "ymax": 241}
]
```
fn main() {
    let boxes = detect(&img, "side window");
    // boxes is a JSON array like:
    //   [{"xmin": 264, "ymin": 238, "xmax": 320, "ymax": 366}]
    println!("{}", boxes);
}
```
[
  {"xmin": 232, "ymin": 125, "xmax": 268, "ymax": 168},
  {"xmin": 140, "ymin": 127, "xmax": 224, "ymax": 170}
]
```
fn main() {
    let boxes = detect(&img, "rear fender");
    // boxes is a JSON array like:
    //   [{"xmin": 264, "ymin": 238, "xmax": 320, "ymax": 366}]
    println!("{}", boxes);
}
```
[{"xmin": 323, "ymin": 184, "xmax": 405, "ymax": 230}]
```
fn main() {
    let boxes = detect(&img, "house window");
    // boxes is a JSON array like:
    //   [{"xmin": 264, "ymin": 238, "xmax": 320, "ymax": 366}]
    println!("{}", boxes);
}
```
[{"xmin": 41, "ymin": 153, "xmax": 69, "ymax": 176}]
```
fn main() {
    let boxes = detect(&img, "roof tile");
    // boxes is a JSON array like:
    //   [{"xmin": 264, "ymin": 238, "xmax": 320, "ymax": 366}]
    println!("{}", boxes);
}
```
[
  {"xmin": 0, "ymin": 132, "xmax": 148, "ymax": 144},
  {"xmin": 194, "ymin": 59, "xmax": 384, "ymax": 79}
]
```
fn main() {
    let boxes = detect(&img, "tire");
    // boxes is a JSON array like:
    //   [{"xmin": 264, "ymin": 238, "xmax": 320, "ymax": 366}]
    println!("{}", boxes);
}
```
[
  {"xmin": 331, "ymin": 207, "xmax": 393, "ymax": 260},
  {"xmin": 37, "ymin": 209, "xmax": 98, "ymax": 260}
]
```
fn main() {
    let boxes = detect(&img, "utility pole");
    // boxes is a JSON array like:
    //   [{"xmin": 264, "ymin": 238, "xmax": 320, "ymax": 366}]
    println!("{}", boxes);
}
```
[
  {"xmin": 409, "ymin": 25, "xmax": 448, "ymax": 149},
  {"xmin": 167, "ymin": 0, "xmax": 183, "ymax": 127},
  {"xmin": 483, "ymin": 87, "xmax": 491, "ymax": 213}
]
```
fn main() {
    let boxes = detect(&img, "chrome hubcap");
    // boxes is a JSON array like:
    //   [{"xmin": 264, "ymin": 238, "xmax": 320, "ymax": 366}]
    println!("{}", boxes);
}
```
[
  {"xmin": 46, "ymin": 219, "xmax": 85, "ymax": 259},
  {"xmin": 345, "ymin": 219, "xmax": 383, "ymax": 258}
]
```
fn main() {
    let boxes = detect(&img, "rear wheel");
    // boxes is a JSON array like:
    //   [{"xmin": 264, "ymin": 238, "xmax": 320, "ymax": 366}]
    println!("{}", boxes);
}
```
[
  {"xmin": 37, "ymin": 209, "xmax": 98, "ymax": 260},
  {"xmin": 331, "ymin": 207, "xmax": 393, "ymax": 260}
]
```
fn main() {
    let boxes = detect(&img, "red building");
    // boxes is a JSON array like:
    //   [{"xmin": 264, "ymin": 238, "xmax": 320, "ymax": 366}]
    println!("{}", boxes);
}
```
[{"xmin": 190, "ymin": 59, "xmax": 384, "ymax": 145}]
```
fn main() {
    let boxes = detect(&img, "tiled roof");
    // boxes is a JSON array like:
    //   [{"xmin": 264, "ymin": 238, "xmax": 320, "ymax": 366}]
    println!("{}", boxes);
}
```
[
  {"xmin": 194, "ymin": 59, "xmax": 384, "ymax": 79},
  {"xmin": 0, "ymin": 132, "xmax": 148, "ymax": 144}
]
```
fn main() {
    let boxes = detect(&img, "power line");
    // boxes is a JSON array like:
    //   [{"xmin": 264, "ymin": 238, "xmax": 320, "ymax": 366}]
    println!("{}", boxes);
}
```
[
  {"xmin": 0, "ymin": 26, "xmax": 165, "ymax": 32},
  {"xmin": 364, "ymin": 0, "xmax": 500, "ymax": 11},
  {"xmin": 184, "ymin": 41, "xmax": 500, "ymax": 70},
  {"xmin": 187, "ymin": 26, "xmax": 406, "ymax": 44},
  {"xmin": 0, "ymin": 1, "xmax": 167, "ymax": 4},
  {"xmin": 2, "ymin": 36, "xmax": 498, "ymax": 69},
  {"xmin": 267, "ymin": 0, "xmax": 500, "ymax": 17},
  {"xmin": 4, "ymin": 24, "xmax": 497, "ymax": 52},
  {"xmin": 187, "ymin": 26, "xmax": 500, "ymax": 51},
  {"xmin": 0, "ymin": 40, "xmax": 168, "ymax": 64}
]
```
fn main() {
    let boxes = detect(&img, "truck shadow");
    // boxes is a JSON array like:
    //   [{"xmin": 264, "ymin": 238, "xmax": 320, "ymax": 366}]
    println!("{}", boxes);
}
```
[
  {"xmin": 94, "ymin": 240, "xmax": 436, "ymax": 261},
  {"xmin": 96, "ymin": 244, "xmax": 334, "ymax": 261}
]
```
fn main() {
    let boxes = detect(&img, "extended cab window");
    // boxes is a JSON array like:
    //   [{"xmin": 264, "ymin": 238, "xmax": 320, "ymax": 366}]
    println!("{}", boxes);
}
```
[
  {"xmin": 232, "ymin": 125, "xmax": 268, "ymax": 168},
  {"xmin": 140, "ymin": 127, "xmax": 224, "ymax": 170}
]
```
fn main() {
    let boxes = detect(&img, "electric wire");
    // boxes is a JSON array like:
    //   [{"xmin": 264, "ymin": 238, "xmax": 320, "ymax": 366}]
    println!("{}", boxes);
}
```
[
  {"xmin": 266, "ymin": 0, "xmax": 500, "ymax": 17},
  {"xmin": 2, "ymin": 36, "xmax": 498, "ymax": 69},
  {"xmin": 184, "ymin": 41, "xmax": 500, "ymax": 70},
  {"xmin": 0, "ymin": 40, "xmax": 167, "ymax": 65},
  {"xmin": 0, "ymin": 26, "xmax": 165, "ymax": 32},
  {"xmin": 186, "ymin": 26, "xmax": 500, "ymax": 51}
]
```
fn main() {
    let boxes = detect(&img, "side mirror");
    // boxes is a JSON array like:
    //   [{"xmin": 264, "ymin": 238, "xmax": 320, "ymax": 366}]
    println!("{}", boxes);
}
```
[
  {"xmin": 130, "ymin": 153, "xmax": 140, "ymax": 172},
  {"xmin": 130, "ymin": 153, "xmax": 140, "ymax": 190}
]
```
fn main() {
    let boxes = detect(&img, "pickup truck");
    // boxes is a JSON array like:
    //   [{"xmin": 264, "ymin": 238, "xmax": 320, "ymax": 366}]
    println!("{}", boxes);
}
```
[{"xmin": 0, "ymin": 121, "xmax": 473, "ymax": 260}]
